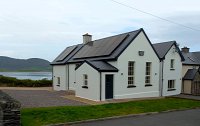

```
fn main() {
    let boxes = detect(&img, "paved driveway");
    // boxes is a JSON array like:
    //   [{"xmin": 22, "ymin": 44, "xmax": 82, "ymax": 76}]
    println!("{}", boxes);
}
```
[
  {"xmin": 1, "ymin": 89, "xmax": 86, "ymax": 108},
  {"xmin": 71, "ymin": 109, "xmax": 200, "ymax": 126},
  {"xmin": 174, "ymin": 94, "xmax": 200, "ymax": 100}
]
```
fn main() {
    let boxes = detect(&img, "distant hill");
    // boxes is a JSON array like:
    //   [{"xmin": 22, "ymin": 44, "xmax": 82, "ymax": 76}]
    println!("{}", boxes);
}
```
[{"xmin": 0, "ymin": 56, "xmax": 52, "ymax": 72}]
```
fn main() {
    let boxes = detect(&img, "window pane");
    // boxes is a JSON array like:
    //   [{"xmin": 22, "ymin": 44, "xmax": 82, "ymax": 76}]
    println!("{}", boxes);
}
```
[
  {"xmin": 168, "ymin": 80, "xmax": 175, "ymax": 89},
  {"xmin": 145, "ymin": 62, "xmax": 151, "ymax": 84},
  {"xmin": 83, "ymin": 74, "xmax": 88, "ymax": 86},
  {"xmin": 128, "ymin": 62, "xmax": 134, "ymax": 85},
  {"xmin": 170, "ymin": 59, "xmax": 174, "ymax": 68},
  {"xmin": 57, "ymin": 77, "xmax": 60, "ymax": 84}
]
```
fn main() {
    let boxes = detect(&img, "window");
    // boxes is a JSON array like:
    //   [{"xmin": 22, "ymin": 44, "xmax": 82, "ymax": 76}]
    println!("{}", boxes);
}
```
[
  {"xmin": 128, "ymin": 61, "xmax": 135, "ymax": 87},
  {"xmin": 145, "ymin": 62, "xmax": 152, "ymax": 86},
  {"xmin": 168, "ymin": 80, "xmax": 175, "ymax": 91},
  {"xmin": 57, "ymin": 77, "xmax": 60, "ymax": 86},
  {"xmin": 170, "ymin": 59, "xmax": 175, "ymax": 70},
  {"xmin": 82, "ymin": 74, "xmax": 88, "ymax": 88}
]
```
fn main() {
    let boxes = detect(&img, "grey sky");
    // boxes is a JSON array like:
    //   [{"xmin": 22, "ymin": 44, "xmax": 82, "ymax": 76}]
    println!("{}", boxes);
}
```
[{"xmin": 0, "ymin": 0, "xmax": 199, "ymax": 61}]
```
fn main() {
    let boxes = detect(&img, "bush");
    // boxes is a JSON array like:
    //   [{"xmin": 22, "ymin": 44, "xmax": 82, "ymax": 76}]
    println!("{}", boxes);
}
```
[{"xmin": 0, "ymin": 75, "xmax": 52, "ymax": 87}]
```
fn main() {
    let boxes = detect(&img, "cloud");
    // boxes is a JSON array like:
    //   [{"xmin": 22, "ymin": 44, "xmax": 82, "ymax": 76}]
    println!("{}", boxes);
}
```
[{"xmin": 0, "ymin": 0, "xmax": 200, "ymax": 61}]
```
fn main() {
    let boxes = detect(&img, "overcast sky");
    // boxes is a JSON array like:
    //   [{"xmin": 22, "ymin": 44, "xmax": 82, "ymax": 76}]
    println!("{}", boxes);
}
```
[{"xmin": 0, "ymin": 0, "xmax": 200, "ymax": 61}]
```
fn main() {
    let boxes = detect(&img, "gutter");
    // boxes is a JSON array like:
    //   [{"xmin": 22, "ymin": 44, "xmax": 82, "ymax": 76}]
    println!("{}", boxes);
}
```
[
  {"xmin": 67, "ymin": 65, "xmax": 69, "ymax": 90},
  {"xmin": 52, "ymin": 66, "xmax": 54, "ymax": 87},
  {"xmin": 160, "ymin": 61, "xmax": 164, "ymax": 97},
  {"xmin": 100, "ymin": 72, "xmax": 102, "ymax": 101}
]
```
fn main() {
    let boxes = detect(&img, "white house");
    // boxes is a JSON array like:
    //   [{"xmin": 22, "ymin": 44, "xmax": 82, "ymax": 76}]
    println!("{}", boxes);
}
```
[
  {"xmin": 153, "ymin": 41, "xmax": 184, "ymax": 96},
  {"xmin": 51, "ymin": 28, "xmax": 184, "ymax": 101}
]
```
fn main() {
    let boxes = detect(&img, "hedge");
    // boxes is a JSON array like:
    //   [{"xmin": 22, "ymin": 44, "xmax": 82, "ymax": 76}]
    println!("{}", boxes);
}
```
[{"xmin": 0, "ymin": 75, "xmax": 52, "ymax": 87}]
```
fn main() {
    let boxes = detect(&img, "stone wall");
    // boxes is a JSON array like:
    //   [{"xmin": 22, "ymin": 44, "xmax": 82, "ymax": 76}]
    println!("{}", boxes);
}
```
[{"xmin": 0, "ymin": 90, "xmax": 21, "ymax": 126}]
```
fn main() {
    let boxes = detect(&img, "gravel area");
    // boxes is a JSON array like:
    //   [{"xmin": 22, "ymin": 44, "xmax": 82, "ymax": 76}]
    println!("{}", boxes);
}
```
[{"xmin": 1, "ymin": 90, "xmax": 86, "ymax": 108}]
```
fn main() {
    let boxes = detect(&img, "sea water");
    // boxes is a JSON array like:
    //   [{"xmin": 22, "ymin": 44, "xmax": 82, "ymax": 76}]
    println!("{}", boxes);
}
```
[{"xmin": 0, "ymin": 72, "xmax": 52, "ymax": 80}]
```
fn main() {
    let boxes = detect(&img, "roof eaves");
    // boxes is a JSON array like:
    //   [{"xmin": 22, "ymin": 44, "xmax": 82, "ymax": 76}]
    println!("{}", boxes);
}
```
[
  {"xmin": 158, "ymin": 41, "xmax": 175, "ymax": 61},
  {"xmin": 115, "ymin": 28, "xmax": 142, "ymax": 59},
  {"xmin": 141, "ymin": 29, "xmax": 161, "ymax": 61},
  {"xmin": 75, "ymin": 60, "xmax": 100, "ymax": 72}
]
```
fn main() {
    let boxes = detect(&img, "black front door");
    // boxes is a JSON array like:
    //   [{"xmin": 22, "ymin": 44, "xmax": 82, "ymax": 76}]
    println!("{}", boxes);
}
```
[{"xmin": 105, "ymin": 75, "xmax": 113, "ymax": 99}]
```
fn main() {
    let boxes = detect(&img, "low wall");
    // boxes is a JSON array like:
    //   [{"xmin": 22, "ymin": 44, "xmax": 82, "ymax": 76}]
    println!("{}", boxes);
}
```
[{"xmin": 0, "ymin": 90, "xmax": 21, "ymax": 126}]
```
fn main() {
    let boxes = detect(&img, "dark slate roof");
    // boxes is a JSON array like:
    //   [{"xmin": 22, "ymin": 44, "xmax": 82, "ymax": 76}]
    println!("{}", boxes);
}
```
[
  {"xmin": 75, "ymin": 60, "xmax": 118, "ymax": 72},
  {"xmin": 193, "ymin": 52, "xmax": 200, "ymax": 60},
  {"xmin": 183, "ymin": 69, "xmax": 200, "ymax": 80},
  {"xmin": 69, "ymin": 29, "xmax": 142, "ymax": 63},
  {"xmin": 51, "ymin": 44, "xmax": 83, "ymax": 65},
  {"xmin": 182, "ymin": 52, "xmax": 200, "ymax": 65},
  {"xmin": 51, "ymin": 28, "xmax": 159, "ymax": 65},
  {"xmin": 153, "ymin": 41, "xmax": 185, "ymax": 61},
  {"xmin": 73, "ymin": 33, "xmax": 129, "ymax": 59}
]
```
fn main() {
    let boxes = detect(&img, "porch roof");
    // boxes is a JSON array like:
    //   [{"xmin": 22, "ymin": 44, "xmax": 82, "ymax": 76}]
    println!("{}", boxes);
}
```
[
  {"xmin": 183, "ymin": 69, "xmax": 200, "ymax": 80},
  {"xmin": 75, "ymin": 60, "xmax": 118, "ymax": 72}
]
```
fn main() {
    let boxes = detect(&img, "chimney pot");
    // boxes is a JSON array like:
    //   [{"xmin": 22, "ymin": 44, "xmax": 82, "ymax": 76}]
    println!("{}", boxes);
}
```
[
  {"xmin": 83, "ymin": 33, "xmax": 92, "ymax": 44},
  {"xmin": 181, "ymin": 47, "xmax": 190, "ymax": 53}
]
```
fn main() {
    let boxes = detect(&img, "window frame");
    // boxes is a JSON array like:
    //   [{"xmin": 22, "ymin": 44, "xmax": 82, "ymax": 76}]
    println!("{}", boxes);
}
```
[
  {"xmin": 57, "ymin": 77, "xmax": 60, "ymax": 86},
  {"xmin": 145, "ymin": 62, "xmax": 152, "ymax": 86},
  {"xmin": 168, "ymin": 80, "xmax": 176, "ymax": 91},
  {"xmin": 82, "ymin": 74, "xmax": 88, "ymax": 88},
  {"xmin": 170, "ymin": 59, "xmax": 175, "ymax": 70},
  {"xmin": 127, "ymin": 61, "xmax": 136, "ymax": 88}
]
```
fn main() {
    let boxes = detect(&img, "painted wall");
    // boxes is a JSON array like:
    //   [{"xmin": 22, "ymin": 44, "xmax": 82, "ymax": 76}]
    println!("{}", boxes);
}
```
[
  {"xmin": 68, "ymin": 64, "xmax": 76, "ymax": 90},
  {"xmin": 75, "ymin": 63, "xmax": 100, "ymax": 101},
  {"xmin": 162, "ymin": 45, "xmax": 182, "ymax": 96},
  {"xmin": 52, "ymin": 65, "xmax": 68, "ymax": 91},
  {"xmin": 107, "ymin": 31, "xmax": 160, "ymax": 99}
]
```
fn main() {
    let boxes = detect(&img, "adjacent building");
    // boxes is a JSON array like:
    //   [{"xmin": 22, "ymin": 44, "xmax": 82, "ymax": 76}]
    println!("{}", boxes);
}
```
[{"xmin": 181, "ymin": 47, "xmax": 200, "ymax": 95}]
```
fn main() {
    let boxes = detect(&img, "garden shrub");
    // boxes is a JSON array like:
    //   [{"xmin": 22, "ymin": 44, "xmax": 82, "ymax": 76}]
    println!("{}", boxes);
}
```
[{"xmin": 0, "ymin": 75, "xmax": 52, "ymax": 87}]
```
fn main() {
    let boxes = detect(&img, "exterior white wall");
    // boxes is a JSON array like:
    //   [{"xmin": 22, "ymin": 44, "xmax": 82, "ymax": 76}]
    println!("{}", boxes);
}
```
[
  {"xmin": 52, "ymin": 65, "xmax": 68, "ymax": 91},
  {"xmin": 106, "ymin": 31, "xmax": 160, "ymax": 100},
  {"xmin": 68, "ymin": 64, "xmax": 76, "ymax": 90},
  {"xmin": 162, "ymin": 45, "xmax": 182, "ymax": 96},
  {"xmin": 75, "ymin": 63, "xmax": 100, "ymax": 101}
]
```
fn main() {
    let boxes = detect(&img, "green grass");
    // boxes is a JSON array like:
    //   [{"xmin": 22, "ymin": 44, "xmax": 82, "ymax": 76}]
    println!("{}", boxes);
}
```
[{"xmin": 21, "ymin": 98, "xmax": 200, "ymax": 126}]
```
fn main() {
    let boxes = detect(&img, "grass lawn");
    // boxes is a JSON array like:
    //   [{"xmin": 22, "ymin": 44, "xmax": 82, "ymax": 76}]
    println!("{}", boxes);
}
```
[{"xmin": 21, "ymin": 98, "xmax": 200, "ymax": 126}]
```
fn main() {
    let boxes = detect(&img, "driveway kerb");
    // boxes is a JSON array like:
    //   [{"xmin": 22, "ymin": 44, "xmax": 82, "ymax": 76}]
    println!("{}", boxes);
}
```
[{"xmin": 47, "ymin": 107, "xmax": 200, "ymax": 126}]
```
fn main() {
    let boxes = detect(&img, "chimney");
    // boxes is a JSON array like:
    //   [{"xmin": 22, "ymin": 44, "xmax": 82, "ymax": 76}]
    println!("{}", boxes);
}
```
[
  {"xmin": 83, "ymin": 33, "xmax": 92, "ymax": 44},
  {"xmin": 181, "ymin": 47, "xmax": 190, "ymax": 53}
]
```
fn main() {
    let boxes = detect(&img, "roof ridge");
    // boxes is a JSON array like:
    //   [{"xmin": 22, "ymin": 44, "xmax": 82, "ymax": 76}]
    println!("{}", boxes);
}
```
[
  {"xmin": 87, "ymin": 28, "xmax": 142, "ymax": 43},
  {"xmin": 153, "ymin": 41, "xmax": 175, "ymax": 45}
]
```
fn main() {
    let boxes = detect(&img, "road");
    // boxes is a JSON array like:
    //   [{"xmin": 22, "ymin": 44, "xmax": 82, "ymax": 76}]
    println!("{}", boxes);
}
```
[{"xmin": 71, "ymin": 109, "xmax": 200, "ymax": 126}]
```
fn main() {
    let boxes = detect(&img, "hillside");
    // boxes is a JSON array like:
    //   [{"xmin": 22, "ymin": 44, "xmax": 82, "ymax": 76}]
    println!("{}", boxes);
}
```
[{"xmin": 0, "ymin": 56, "xmax": 52, "ymax": 72}]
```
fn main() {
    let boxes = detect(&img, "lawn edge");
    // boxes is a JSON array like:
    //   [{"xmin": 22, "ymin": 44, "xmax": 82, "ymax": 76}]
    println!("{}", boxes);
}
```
[{"xmin": 47, "ymin": 107, "xmax": 200, "ymax": 126}]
